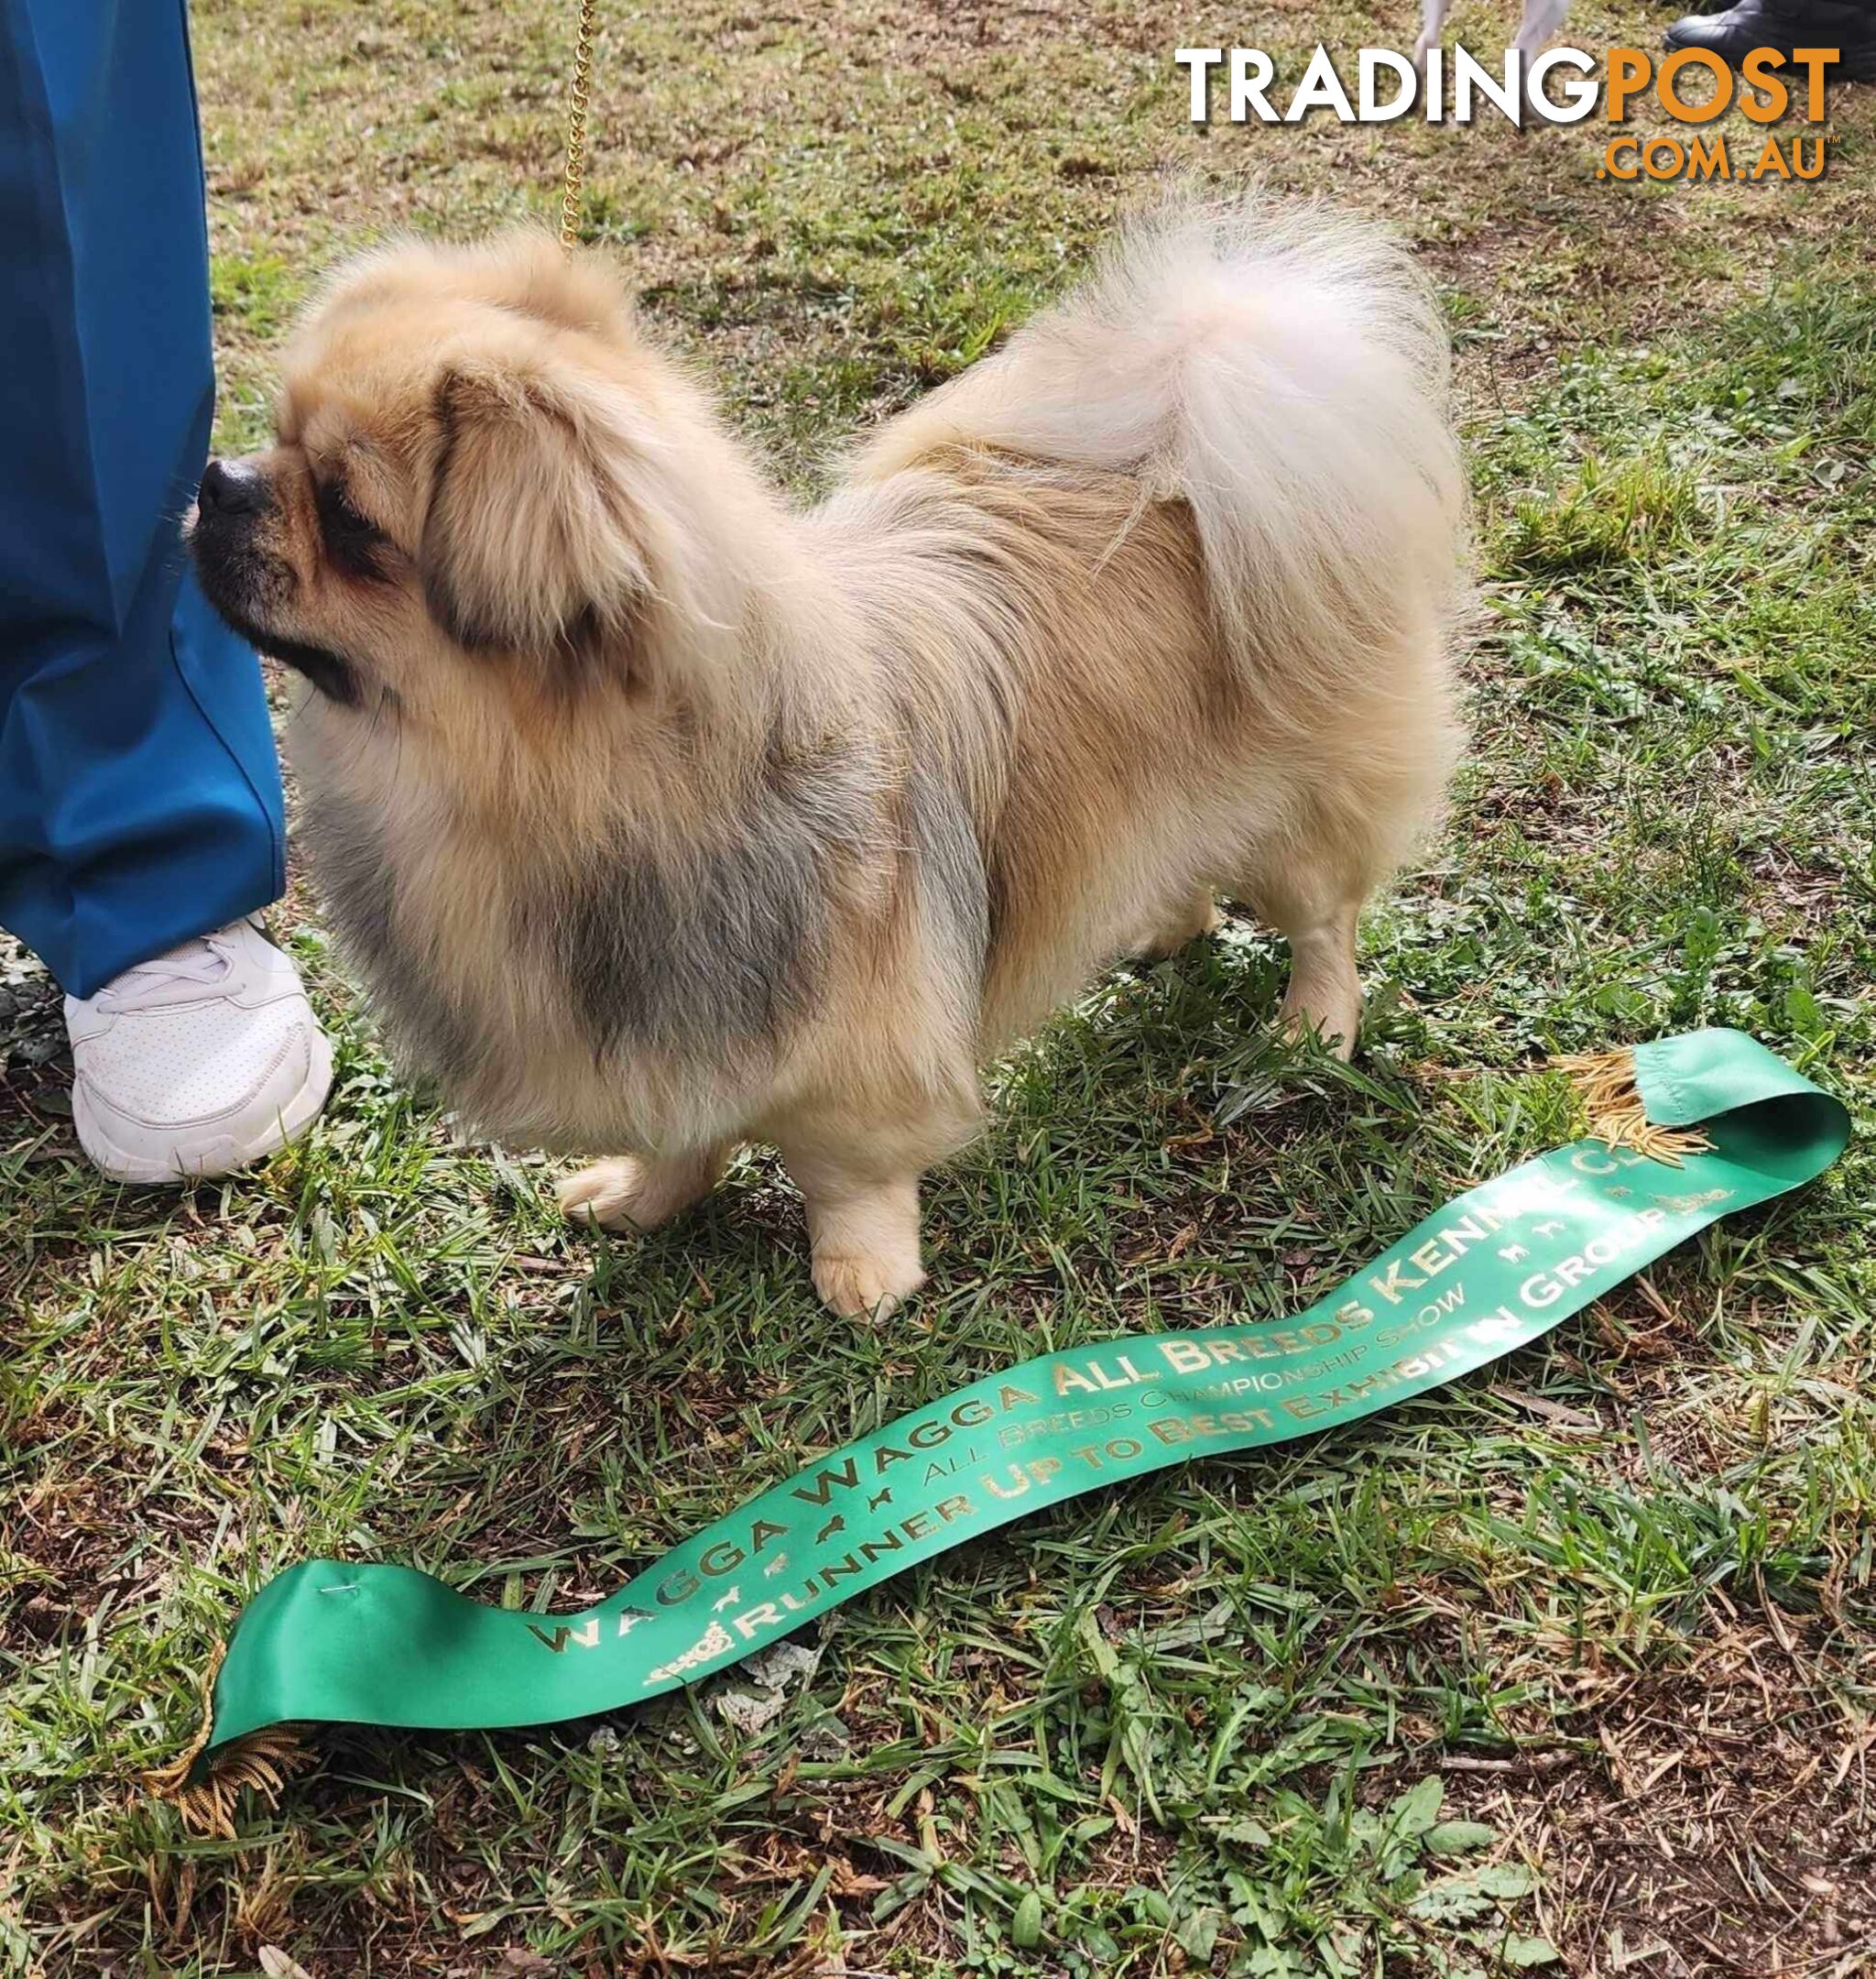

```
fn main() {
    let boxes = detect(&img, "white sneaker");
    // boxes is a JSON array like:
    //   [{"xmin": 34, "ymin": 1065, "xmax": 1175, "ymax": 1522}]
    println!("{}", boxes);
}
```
[{"xmin": 64, "ymin": 918, "xmax": 333, "ymax": 1185}]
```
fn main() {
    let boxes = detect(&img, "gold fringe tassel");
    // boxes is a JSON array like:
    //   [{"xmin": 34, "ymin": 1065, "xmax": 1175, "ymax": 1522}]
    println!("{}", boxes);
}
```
[
  {"xmin": 1554, "ymin": 1047, "xmax": 1711, "ymax": 1167},
  {"xmin": 142, "ymin": 1640, "xmax": 317, "ymax": 1836}
]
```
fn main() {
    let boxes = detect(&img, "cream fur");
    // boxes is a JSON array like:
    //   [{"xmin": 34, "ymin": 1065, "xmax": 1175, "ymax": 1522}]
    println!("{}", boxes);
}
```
[{"xmin": 190, "ymin": 195, "xmax": 1469, "ymax": 1317}]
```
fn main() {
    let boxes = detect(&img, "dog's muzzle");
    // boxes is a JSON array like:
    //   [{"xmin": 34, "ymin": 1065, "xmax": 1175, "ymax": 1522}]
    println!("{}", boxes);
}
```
[{"xmin": 190, "ymin": 464, "xmax": 365, "ymax": 708}]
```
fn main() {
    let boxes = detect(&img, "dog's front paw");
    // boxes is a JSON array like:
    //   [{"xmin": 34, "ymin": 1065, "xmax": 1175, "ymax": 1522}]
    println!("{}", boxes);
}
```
[
  {"xmin": 813, "ymin": 1249, "xmax": 926, "ymax": 1320},
  {"xmin": 557, "ymin": 1150, "xmax": 725, "ymax": 1233}
]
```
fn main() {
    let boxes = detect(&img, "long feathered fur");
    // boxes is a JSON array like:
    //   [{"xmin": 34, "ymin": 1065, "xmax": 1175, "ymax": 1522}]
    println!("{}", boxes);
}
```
[
  {"xmin": 856, "ymin": 194, "xmax": 1467, "ymax": 708},
  {"xmin": 192, "ymin": 191, "xmax": 1471, "ymax": 1318}
]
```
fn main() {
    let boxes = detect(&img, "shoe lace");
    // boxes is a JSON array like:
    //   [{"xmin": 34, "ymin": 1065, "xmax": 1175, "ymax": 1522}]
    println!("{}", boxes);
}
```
[{"xmin": 94, "ymin": 929, "xmax": 238, "ymax": 1009}]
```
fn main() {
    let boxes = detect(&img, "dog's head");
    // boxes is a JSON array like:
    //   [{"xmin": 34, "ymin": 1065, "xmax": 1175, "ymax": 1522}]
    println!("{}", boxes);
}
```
[{"xmin": 192, "ymin": 231, "xmax": 744, "ymax": 730}]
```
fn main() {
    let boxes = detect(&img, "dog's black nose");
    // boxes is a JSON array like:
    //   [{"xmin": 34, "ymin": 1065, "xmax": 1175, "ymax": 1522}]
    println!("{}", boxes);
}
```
[{"xmin": 199, "ymin": 458, "xmax": 267, "ymax": 517}]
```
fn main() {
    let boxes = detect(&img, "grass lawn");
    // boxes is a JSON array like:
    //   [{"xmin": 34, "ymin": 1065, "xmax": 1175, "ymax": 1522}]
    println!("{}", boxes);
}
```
[{"xmin": 5, "ymin": 2, "xmax": 1875, "ymax": 1973}]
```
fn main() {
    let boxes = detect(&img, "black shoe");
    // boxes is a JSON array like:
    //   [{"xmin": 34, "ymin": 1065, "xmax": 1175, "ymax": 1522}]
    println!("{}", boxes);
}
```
[{"xmin": 1664, "ymin": 0, "xmax": 1876, "ymax": 81}]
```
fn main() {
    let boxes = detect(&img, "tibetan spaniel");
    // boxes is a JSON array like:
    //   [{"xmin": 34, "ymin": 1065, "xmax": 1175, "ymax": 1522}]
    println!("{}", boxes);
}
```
[{"xmin": 191, "ymin": 198, "xmax": 1467, "ymax": 1316}]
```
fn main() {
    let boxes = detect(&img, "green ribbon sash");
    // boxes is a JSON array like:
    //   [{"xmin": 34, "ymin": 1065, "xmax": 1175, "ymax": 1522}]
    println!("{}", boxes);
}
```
[{"xmin": 166, "ymin": 1031, "xmax": 1847, "ymax": 1807}]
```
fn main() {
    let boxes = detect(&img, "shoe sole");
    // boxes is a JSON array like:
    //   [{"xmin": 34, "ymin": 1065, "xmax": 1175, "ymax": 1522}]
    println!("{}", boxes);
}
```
[{"xmin": 73, "ymin": 1024, "xmax": 336, "ymax": 1186}]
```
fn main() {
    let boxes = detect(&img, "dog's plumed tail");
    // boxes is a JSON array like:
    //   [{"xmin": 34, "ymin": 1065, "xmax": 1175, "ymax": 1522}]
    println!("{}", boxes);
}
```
[{"xmin": 855, "ymin": 193, "xmax": 1467, "ymax": 704}]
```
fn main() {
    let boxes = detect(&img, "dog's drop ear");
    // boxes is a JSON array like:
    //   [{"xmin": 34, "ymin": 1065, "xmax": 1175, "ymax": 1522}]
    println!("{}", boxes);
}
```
[{"xmin": 420, "ymin": 357, "xmax": 649, "ymax": 660}]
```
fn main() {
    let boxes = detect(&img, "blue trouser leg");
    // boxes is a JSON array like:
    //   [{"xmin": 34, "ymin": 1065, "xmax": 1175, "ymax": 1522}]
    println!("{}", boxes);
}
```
[{"xmin": 0, "ymin": 0, "xmax": 283, "ymax": 1000}]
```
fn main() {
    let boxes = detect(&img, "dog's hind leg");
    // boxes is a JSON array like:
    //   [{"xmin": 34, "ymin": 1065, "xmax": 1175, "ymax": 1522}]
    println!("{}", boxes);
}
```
[
  {"xmin": 1275, "ymin": 901, "xmax": 1363, "ymax": 1059},
  {"xmin": 558, "ymin": 1143, "xmax": 733, "ymax": 1233},
  {"xmin": 1227, "ymin": 846, "xmax": 1368, "ymax": 1060}
]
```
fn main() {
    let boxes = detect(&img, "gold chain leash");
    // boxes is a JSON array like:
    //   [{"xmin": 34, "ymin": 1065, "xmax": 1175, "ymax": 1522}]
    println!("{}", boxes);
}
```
[{"xmin": 560, "ymin": 0, "xmax": 599, "ymax": 255}]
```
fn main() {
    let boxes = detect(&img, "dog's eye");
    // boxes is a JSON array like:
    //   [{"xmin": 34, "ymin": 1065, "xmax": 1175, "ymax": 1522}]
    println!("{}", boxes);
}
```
[{"xmin": 315, "ymin": 476, "xmax": 389, "ymax": 580}]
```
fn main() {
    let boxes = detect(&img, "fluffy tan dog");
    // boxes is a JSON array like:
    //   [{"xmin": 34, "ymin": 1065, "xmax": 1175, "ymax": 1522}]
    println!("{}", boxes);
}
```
[{"xmin": 191, "ymin": 199, "xmax": 1467, "ymax": 1316}]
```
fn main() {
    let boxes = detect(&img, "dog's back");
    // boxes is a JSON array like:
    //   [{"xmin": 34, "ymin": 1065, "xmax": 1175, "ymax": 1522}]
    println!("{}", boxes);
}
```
[{"xmin": 828, "ymin": 195, "xmax": 1468, "ymax": 1046}]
